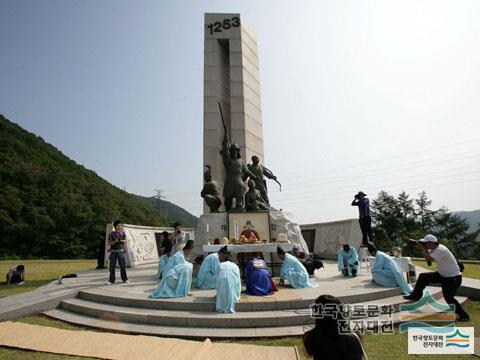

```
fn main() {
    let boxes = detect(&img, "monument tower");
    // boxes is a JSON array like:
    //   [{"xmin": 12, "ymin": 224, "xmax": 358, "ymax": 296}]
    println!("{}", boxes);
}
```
[{"xmin": 203, "ymin": 13, "xmax": 264, "ymax": 213}]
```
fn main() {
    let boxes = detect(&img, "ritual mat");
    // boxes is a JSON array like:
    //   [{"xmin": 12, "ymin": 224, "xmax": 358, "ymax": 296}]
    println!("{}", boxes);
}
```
[
  {"xmin": 240, "ymin": 290, "xmax": 301, "ymax": 303},
  {"xmin": 0, "ymin": 321, "xmax": 299, "ymax": 360}
]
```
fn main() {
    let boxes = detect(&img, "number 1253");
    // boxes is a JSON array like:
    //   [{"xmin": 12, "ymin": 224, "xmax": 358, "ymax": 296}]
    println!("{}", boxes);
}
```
[{"xmin": 207, "ymin": 17, "xmax": 240, "ymax": 35}]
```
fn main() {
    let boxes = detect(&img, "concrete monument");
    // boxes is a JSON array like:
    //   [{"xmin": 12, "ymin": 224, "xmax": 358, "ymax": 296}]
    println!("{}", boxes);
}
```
[{"xmin": 203, "ymin": 13, "xmax": 264, "ymax": 213}]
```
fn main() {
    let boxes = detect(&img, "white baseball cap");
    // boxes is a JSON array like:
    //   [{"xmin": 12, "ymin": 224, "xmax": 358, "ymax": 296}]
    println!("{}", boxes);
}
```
[{"xmin": 418, "ymin": 234, "xmax": 438, "ymax": 243}]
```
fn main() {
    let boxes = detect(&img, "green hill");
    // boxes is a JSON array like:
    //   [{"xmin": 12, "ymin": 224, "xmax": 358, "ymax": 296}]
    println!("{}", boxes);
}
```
[
  {"xmin": 454, "ymin": 210, "xmax": 480, "ymax": 232},
  {"xmin": 0, "ymin": 115, "xmax": 197, "ymax": 259}
]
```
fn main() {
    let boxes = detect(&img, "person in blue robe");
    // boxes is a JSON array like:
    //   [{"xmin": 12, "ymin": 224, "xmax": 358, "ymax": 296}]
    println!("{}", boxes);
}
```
[
  {"xmin": 149, "ymin": 240, "xmax": 194, "ymax": 298},
  {"xmin": 157, "ymin": 243, "xmax": 173, "ymax": 280},
  {"xmin": 277, "ymin": 247, "xmax": 313, "ymax": 289},
  {"xmin": 368, "ymin": 244, "xmax": 413, "ymax": 295},
  {"xmin": 215, "ymin": 246, "xmax": 241, "ymax": 313},
  {"xmin": 338, "ymin": 244, "xmax": 359, "ymax": 277},
  {"xmin": 196, "ymin": 252, "xmax": 220, "ymax": 289},
  {"xmin": 245, "ymin": 256, "xmax": 274, "ymax": 295}
]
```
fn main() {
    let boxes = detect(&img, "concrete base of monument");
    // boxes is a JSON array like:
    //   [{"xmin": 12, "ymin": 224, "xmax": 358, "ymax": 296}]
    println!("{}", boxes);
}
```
[
  {"xmin": 191, "ymin": 210, "xmax": 310, "ymax": 262},
  {"xmin": 42, "ymin": 262, "xmax": 467, "ymax": 339}
]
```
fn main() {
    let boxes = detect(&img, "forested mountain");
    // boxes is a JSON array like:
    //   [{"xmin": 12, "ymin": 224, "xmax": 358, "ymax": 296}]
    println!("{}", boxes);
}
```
[
  {"xmin": 0, "ymin": 115, "xmax": 197, "ymax": 259},
  {"xmin": 454, "ymin": 210, "xmax": 480, "ymax": 232}
]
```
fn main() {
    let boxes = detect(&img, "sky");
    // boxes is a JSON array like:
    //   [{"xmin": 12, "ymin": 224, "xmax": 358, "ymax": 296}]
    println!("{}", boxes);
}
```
[{"xmin": 1, "ymin": 0, "xmax": 480, "ymax": 224}]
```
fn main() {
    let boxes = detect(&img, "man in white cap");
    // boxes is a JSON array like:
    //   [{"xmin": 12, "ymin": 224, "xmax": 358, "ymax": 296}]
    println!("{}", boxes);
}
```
[{"xmin": 404, "ymin": 234, "xmax": 469, "ymax": 321}]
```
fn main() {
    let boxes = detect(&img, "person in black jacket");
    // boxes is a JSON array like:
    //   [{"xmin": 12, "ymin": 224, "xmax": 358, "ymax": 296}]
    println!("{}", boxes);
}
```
[{"xmin": 303, "ymin": 295, "xmax": 365, "ymax": 360}]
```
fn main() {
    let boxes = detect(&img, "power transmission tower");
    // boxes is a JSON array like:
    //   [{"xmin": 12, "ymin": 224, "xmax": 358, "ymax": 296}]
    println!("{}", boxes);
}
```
[
  {"xmin": 154, "ymin": 189, "xmax": 170, "ymax": 219},
  {"xmin": 154, "ymin": 189, "xmax": 165, "ymax": 200}
]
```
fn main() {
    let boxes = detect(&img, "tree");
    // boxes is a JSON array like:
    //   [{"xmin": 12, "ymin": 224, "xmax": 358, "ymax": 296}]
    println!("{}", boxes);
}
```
[
  {"xmin": 415, "ymin": 191, "xmax": 435, "ymax": 233},
  {"xmin": 397, "ymin": 191, "xmax": 417, "ymax": 244},
  {"xmin": 371, "ymin": 191, "xmax": 402, "ymax": 250},
  {"xmin": 371, "ymin": 190, "xmax": 479, "ymax": 259}
]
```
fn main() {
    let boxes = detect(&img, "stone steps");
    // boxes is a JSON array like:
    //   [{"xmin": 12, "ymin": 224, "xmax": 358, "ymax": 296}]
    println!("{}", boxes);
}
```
[
  {"xmin": 42, "ymin": 286, "xmax": 464, "ymax": 338},
  {"xmin": 44, "ymin": 309, "xmax": 306, "ymax": 338},
  {"xmin": 76, "ymin": 286, "xmax": 404, "ymax": 312},
  {"xmin": 45, "ymin": 293, "xmax": 468, "ymax": 339},
  {"xmin": 60, "ymin": 298, "xmax": 313, "ymax": 328}
]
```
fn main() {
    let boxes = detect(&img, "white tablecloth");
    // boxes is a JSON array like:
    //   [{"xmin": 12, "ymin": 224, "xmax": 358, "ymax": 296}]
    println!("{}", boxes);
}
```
[{"xmin": 202, "ymin": 243, "xmax": 294, "ymax": 253}]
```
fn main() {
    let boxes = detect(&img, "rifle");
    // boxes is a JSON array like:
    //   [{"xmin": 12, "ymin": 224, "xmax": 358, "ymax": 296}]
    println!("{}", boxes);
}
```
[
  {"xmin": 218, "ymin": 102, "xmax": 230, "ymax": 145},
  {"xmin": 263, "ymin": 165, "xmax": 282, "ymax": 192}
]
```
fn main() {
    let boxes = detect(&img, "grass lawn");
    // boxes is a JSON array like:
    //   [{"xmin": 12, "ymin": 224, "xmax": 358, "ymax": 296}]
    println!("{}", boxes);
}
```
[
  {"xmin": 0, "ymin": 260, "xmax": 96, "ymax": 298},
  {"xmin": 0, "ymin": 300, "xmax": 477, "ymax": 359},
  {"xmin": 413, "ymin": 260, "xmax": 480, "ymax": 280}
]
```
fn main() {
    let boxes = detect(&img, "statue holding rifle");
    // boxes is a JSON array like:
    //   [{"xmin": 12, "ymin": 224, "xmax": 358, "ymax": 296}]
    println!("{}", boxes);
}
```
[{"xmin": 218, "ymin": 103, "xmax": 256, "ymax": 212}]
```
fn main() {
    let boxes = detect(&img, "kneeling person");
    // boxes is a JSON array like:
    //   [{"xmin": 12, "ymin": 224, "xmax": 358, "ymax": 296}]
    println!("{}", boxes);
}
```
[
  {"xmin": 196, "ymin": 249, "xmax": 221, "ymax": 289},
  {"xmin": 157, "ymin": 243, "xmax": 173, "ymax": 280},
  {"xmin": 149, "ymin": 240, "xmax": 194, "ymax": 298},
  {"xmin": 245, "ymin": 256, "xmax": 277, "ymax": 296},
  {"xmin": 278, "ymin": 247, "xmax": 313, "ymax": 289},
  {"xmin": 338, "ymin": 244, "xmax": 359, "ymax": 277},
  {"xmin": 216, "ymin": 247, "xmax": 241, "ymax": 313},
  {"xmin": 368, "ymin": 244, "xmax": 412, "ymax": 295}
]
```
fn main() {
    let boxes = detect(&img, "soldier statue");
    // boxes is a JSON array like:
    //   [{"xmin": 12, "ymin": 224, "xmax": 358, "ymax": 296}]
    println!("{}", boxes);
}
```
[
  {"xmin": 245, "ymin": 179, "xmax": 270, "ymax": 211},
  {"xmin": 220, "ymin": 140, "xmax": 256, "ymax": 212},
  {"xmin": 201, "ymin": 165, "xmax": 222, "ymax": 213},
  {"xmin": 247, "ymin": 155, "xmax": 281, "ymax": 206}
]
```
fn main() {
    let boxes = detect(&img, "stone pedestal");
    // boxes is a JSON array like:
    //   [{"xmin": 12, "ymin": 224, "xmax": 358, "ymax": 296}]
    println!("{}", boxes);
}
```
[{"xmin": 192, "ymin": 210, "xmax": 309, "ymax": 260}]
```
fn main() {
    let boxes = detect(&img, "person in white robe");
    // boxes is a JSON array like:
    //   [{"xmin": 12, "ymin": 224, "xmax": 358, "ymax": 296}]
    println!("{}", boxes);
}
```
[
  {"xmin": 277, "ymin": 247, "xmax": 313, "ymax": 289},
  {"xmin": 149, "ymin": 240, "xmax": 194, "ymax": 298},
  {"xmin": 215, "ymin": 246, "xmax": 241, "ymax": 313}
]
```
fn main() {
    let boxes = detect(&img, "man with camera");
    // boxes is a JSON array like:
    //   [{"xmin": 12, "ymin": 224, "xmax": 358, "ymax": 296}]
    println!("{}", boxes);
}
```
[
  {"xmin": 404, "ymin": 234, "xmax": 469, "ymax": 322},
  {"xmin": 351, "ymin": 191, "xmax": 374, "ymax": 246},
  {"xmin": 171, "ymin": 222, "xmax": 186, "ymax": 255}
]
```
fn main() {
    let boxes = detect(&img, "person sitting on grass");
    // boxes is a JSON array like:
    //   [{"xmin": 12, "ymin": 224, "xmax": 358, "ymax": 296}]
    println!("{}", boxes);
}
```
[
  {"xmin": 303, "ymin": 294, "xmax": 366, "ymax": 360},
  {"xmin": 196, "ymin": 248, "xmax": 221, "ymax": 290},
  {"xmin": 277, "ymin": 246, "xmax": 313, "ymax": 288},
  {"xmin": 149, "ymin": 240, "xmax": 194, "ymax": 298},
  {"xmin": 216, "ymin": 246, "xmax": 241, "ymax": 313},
  {"xmin": 368, "ymin": 244, "xmax": 412, "ymax": 295},
  {"xmin": 157, "ymin": 242, "xmax": 173, "ymax": 280},
  {"xmin": 338, "ymin": 244, "xmax": 359, "ymax": 277},
  {"xmin": 6, "ymin": 265, "xmax": 25, "ymax": 286}
]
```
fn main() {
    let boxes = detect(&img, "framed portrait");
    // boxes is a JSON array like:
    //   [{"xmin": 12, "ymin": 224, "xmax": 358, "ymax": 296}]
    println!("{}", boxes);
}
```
[{"xmin": 228, "ymin": 212, "xmax": 271, "ymax": 242}]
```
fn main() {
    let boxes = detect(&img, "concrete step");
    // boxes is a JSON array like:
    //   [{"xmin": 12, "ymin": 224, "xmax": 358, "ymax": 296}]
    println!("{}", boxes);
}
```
[
  {"xmin": 59, "ymin": 287, "xmax": 444, "ymax": 329},
  {"xmin": 45, "ymin": 290, "xmax": 469, "ymax": 338},
  {"xmin": 77, "ymin": 286, "xmax": 404, "ymax": 312},
  {"xmin": 60, "ymin": 298, "xmax": 313, "ymax": 328},
  {"xmin": 45, "ymin": 295, "xmax": 469, "ymax": 339},
  {"xmin": 43, "ymin": 309, "xmax": 307, "ymax": 338}
]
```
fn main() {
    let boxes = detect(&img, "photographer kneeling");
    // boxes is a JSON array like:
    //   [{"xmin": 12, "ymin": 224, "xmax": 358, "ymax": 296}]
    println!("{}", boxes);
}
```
[{"xmin": 404, "ymin": 234, "xmax": 469, "ymax": 322}]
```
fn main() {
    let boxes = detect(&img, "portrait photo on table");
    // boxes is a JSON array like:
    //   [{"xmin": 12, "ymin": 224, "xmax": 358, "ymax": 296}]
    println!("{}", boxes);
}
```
[{"xmin": 228, "ymin": 212, "xmax": 271, "ymax": 242}]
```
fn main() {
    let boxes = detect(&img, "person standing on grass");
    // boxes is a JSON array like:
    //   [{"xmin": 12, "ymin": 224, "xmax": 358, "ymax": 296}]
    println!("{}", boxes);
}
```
[
  {"xmin": 106, "ymin": 220, "xmax": 129, "ymax": 285},
  {"xmin": 404, "ymin": 234, "xmax": 470, "ymax": 322}
]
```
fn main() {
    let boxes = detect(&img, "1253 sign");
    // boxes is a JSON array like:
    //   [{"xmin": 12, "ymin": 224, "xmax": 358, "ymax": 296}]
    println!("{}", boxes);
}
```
[{"xmin": 207, "ymin": 17, "xmax": 240, "ymax": 35}]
